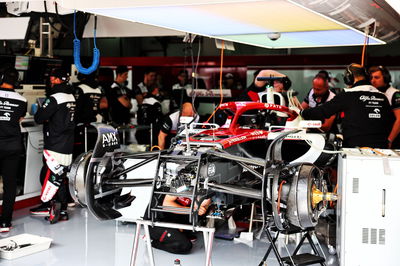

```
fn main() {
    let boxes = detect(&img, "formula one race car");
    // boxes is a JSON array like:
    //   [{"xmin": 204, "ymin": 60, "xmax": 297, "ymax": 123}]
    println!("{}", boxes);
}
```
[
  {"xmin": 69, "ymin": 101, "xmax": 338, "ymax": 230},
  {"xmin": 68, "ymin": 100, "xmax": 340, "ymax": 264}
]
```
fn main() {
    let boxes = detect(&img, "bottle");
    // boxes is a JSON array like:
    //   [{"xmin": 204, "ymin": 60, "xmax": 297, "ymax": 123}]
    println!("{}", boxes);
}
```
[
  {"xmin": 174, "ymin": 259, "xmax": 181, "ymax": 265},
  {"xmin": 31, "ymin": 103, "xmax": 38, "ymax": 115}
]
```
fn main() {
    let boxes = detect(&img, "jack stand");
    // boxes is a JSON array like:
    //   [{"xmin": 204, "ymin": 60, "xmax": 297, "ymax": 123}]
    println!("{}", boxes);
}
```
[{"xmin": 258, "ymin": 227, "xmax": 326, "ymax": 266}]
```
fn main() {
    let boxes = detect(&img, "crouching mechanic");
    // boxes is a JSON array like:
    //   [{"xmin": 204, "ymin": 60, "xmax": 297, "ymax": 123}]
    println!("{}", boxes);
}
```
[
  {"xmin": 30, "ymin": 68, "xmax": 76, "ymax": 223},
  {"xmin": 149, "ymin": 195, "xmax": 212, "ymax": 254}
]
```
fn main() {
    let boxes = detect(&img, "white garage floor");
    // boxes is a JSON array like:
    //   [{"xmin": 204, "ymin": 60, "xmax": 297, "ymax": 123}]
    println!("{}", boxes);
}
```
[{"xmin": 0, "ymin": 206, "xmax": 339, "ymax": 266}]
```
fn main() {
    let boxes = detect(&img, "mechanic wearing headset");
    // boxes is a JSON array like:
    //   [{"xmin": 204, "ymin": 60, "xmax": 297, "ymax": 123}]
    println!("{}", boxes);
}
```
[
  {"xmin": 369, "ymin": 65, "xmax": 400, "ymax": 149},
  {"xmin": 240, "ymin": 69, "xmax": 292, "ymax": 105},
  {"xmin": 301, "ymin": 63, "xmax": 393, "ymax": 148},
  {"xmin": 30, "ymin": 68, "xmax": 76, "ymax": 223},
  {"xmin": 0, "ymin": 67, "xmax": 27, "ymax": 232}
]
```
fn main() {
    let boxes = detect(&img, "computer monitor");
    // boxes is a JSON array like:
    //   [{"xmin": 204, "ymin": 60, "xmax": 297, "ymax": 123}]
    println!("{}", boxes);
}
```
[
  {"xmin": 15, "ymin": 55, "xmax": 29, "ymax": 71},
  {"xmin": 36, "ymin": 97, "xmax": 46, "ymax": 107}
]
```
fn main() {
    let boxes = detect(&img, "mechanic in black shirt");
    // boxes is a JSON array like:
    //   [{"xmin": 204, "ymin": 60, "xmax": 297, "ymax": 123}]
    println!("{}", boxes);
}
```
[
  {"xmin": 0, "ymin": 67, "xmax": 27, "ymax": 232},
  {"xmin": 30, "ymin": 68, "xmax": 76, "ymax": 223},
  {"xmin": 369, "ymin": 65, "xmax": 400, "ymax": 149},
  {"xmin": 301, "ymin": 63, "xmax": 393, "ymax": 148},
  {"xmin": 74, "ymin": 72, "xmax": 108, "ymax": 124},
  {"xmin": 135, "ymin": 68, "xmax": 157, "ymax": 105},
  {"xmin": 108, "ymin": 66, "xmax": 132, "ymax": 125},
  {"xmin": 158, "ymin": 102, "xmax": 199, "ymax": 150},
  {"xmin": 136, "ymin": 86, "xmax": 163, "ymax": 145},
  {"xmin": 73, "ymin": 72, "xmax": 108, "ymax": 156}
]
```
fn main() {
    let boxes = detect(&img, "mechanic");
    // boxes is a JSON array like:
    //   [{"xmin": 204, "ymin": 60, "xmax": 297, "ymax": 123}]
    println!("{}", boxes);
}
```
[
  {"xmin": 30, "ymin": 68, "xmax": 76, "ymax": 223},
  {"xmin": 158, "ymin": 102, "xmax": 199, "ymax": 150},
  {"xmin": 136, "ymin": 86, "xmax": 163, "ymax": 145},
  {"xmin": 73, "ymin": 72, "xmax": 108, "ymax": 156},
  {"xmin": 301, "ymin": 63, "xmax": 393, "ymax": 148},
  {"xmin": 369, "ymin": 65, "xmax": 400, "ymax": 149},
  {"xmin": 236, "ymin": 70, "xmax": 262, "ymax": 101},
  {"xmin": 135, "ymin": 68, "xmax": 157, "ymax": 105},
  {"xmin": 74, "ymin": 71, "xmax": 108, "ymax": 124},
  {"xmin": 301, "ymin": 74, "xmax": 336, "ymax": 132},
  {"xmin": 253, "ymin": 69, "xmax": 293, "ymax": 106},
  {"xmin": 149, "ymin": 195, "xmax": 212, "ymax": 254},
  {"xmin": 171, "ymin": 70, "xmax": 192, "ymax": 111},
  {"xmin": 0, "ymin": 67, "xmax": 27, "ymax": 232},
  {"xmin": 108, "ymin": 66, "xmax": 133, "ymax": 125}
]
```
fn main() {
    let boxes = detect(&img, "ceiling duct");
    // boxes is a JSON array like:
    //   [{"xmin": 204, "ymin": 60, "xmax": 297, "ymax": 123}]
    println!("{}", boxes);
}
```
[{"xmin": 291, "ymin": 0, "xmax": 400, "ymax": 43}]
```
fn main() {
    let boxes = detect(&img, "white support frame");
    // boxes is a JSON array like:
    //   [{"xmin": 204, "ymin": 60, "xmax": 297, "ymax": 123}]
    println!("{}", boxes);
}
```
[{"xmin": 130, "ymin": 219, "xmax": 215, "ymax": 266}]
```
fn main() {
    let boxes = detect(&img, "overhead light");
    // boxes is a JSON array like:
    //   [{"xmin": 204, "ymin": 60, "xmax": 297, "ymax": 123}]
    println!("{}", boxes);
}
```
[
  {"xmin": 385, "ymin": 0, "xmax": 400, "ymax": 15},
  {"xmin": 0, "ymin": 17, "xmax": 30, "ymax": 40},
  {"xmin": 215, "ymin": 39, "xmax": 235, "ymax": 51}
]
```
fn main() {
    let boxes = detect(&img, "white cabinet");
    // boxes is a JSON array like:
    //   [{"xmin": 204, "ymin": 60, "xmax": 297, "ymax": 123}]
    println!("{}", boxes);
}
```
[{"xmin": 337, "ymin": 149, "xmax": 400, "ymax": 266}]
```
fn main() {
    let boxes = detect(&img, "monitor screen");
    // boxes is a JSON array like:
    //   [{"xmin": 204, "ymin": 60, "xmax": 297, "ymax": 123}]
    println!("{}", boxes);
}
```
[
  {"xmin": 15, "ymin": 56, "xmax": 29, "ymax": 70},
  {"xmin": 37, "ymin": 97, "xmax": 46, "ymax": 107}
]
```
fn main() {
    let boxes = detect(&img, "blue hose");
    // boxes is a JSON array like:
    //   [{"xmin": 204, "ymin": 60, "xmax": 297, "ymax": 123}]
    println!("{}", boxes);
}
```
[{"xmin": 73, "ymin": 11, "xmax": 100, "ymax": 75}]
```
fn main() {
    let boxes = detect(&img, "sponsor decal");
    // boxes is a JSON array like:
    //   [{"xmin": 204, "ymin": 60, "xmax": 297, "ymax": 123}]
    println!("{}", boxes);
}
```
[
  {"xmin": 359, "ymin": 95, "xmax": 384, "ymax": 102},
  {"xmin": 0, "ymin": 112, "xmax": 11, "ymax": 121},
  {"xmin": 227, "ymin": 135, "xmax": 247, "ymax": 145},
  {"xmin": 207, "ymin": 163, "xmax": 216, "ymax": 176},
  {"xmin": 0, "ymin": 101, "xmax": 19, "ymax": 107},
  {"xmin": 368, "ymin": 108, "xmax": 381, "ymax": 118},
  {"xmin": 102, "ymin": 132, "xmax": 119, "ymax": 147},
  {"xmin": 264, "ymin": 103, "xmax": 283, "ymax": 110},
  {"xmin": 369, "ymin": 113, "xmax": 381, "ymax": 118}
]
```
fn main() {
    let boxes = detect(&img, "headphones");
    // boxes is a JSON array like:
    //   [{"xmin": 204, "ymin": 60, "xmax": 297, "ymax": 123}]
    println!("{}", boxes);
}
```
[
  {"xmin": 343, "ymin": 64, "xmax": 368, "ymax": 86},
  {"xmin": 377, "ymin": 65, "xmax": 392, "ymax": 84},
  {"xmin": 281, "ymin": 76, "xmax": 292, "ymax": 90}
]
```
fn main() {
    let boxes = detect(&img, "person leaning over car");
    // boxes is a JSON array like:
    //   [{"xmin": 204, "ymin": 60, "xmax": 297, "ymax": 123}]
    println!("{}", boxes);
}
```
[{"xmin": 301, "ymin": 63, "xmax": 393, "ymax": 148}]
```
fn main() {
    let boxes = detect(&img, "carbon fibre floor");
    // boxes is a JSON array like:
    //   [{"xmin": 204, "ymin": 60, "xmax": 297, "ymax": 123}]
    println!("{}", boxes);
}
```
[{"xmin": 0, "ymin": 206, "xmax": 339, "ymax": 266}]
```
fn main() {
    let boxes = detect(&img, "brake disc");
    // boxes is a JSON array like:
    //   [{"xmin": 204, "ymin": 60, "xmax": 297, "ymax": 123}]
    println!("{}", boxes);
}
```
[
  {"xmin": 68, "ymin": 151, "xmax": 93, "ymax": 207},
  {"xmin": 286, "ymin": 163, "xmax": 326, "ymax": 229}
]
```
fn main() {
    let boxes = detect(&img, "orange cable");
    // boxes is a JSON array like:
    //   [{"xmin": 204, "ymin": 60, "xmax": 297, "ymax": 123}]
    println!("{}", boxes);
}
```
[
  {"xmin": 361, "ymin": 31, "xmax": 369, "ymax": 67},
  {"xmin": 277, "ymin": 180, "xmax": 286, "ymax": 214},
  {"xmin": 205, "ymin": 40, "xmax": 225, "ymax": 123}
]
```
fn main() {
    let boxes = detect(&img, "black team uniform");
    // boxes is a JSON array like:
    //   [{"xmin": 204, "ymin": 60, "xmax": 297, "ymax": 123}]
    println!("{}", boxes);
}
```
[
  {"xmin": 301, "ymin": 80, "xmax": 393, "ymax": 148},
  {"xmin": 0, "ymin": 68, "xmax": 27, "ymax": 231},
  {"xmin": 136, "ymin": 93, "xmax": 163, "ymax": 145},
  {"xmin": 32, "ymin": 80, "xmax": 76, "ymax": 223},
  {"xmin": 108, "ymin": 81, "xmax": 132, "ymax": 125},
  {"xmin": 74, "ymin": 80, "xmax": 105, "ymax": 156}
]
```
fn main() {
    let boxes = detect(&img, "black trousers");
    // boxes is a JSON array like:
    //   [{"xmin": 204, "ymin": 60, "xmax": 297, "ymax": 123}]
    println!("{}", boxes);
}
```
[
  {"xmin": 39, "ymin": 157, "xmax": 68, "ymax": 210},
  {"xmin": 149, "ymin": 226, "xmax": 193, "ymax": 254},
  {"xmin": 0, "ymin": 150, "xmax": 21, "ymax": 223}
]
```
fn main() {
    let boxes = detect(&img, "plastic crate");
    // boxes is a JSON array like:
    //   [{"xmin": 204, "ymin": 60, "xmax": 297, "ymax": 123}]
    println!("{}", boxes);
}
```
[{"xmin": 0, "ymin": 233, "xmax": 52, "ymax": 260}]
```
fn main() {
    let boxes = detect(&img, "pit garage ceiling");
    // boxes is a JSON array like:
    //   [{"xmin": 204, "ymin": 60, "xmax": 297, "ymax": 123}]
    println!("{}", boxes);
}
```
[{"xmin": 61, "ymin": 0, "xmax": 386, "ymax": 48}]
